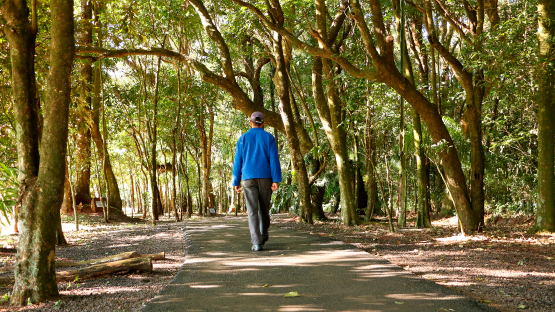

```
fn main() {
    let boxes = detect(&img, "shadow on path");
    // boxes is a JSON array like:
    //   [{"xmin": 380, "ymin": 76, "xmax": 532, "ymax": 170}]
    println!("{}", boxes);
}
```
[{"xmin": 144, "ymin": 217, "xmax": 497, "ymax": 312}]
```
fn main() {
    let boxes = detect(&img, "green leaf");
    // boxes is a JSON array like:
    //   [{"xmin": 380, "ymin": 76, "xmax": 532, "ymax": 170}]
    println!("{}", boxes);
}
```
[
  {"xmin": 284, "ymin": 291, "xmax": 299, "ymax": 297},
  {"xmin": 517, "ymin": 305, "xmax": 526, "ymax": 309}
]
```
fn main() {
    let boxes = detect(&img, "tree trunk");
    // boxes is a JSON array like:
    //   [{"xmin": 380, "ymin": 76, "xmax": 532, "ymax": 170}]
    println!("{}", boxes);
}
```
[
  {"xmin": 90, "ymin": 20, "xmax": 122, "ymax": 211},
  {"xmin": 396, "ymin": 1, "xmax": 407, "ymax": 228},
  {"xmin": 171, "ymin": 66, "xmax": 183, "ymax": 222},
  {"xmin": 311, "ymin": 0, "xmax": 359, "ymax": 226},
  {"xmin": 414, "ymin": 111, "xmax": 432, "ymax": 228},
  {"xmin": 536, "ymin": 0, "xmax": 555, "ymax": 231},
  {"xmin": 148, "ymin": 54, "xmax": 163, "ymax": 223},
  {"xmin": 311, "ymin": 182, "xmax": 327, "ymax": 220},
  {"xmin": 365, "ymin": 84, "xmax": 378, "ymax": 221},
  {"xmin": 101, "ymin": 60, "xmax": 110, "ymax": 222},
  {"xmin": 199, "ymin": 107, "xmax": 214, "ymax": 214},
  {"xmin": 62, "ymin": 159, "xmax": 73, "ymax": 214},
  {"xmin": 2, "ymin": 0, "xmax": 40, "ymax": 179},
  {"xmin": 130, "ymin": 172, "xmax": 136, "ymax": 215},
  {"xmin": 407, "ymin": 13, "xmax": 432, "ymax": 228},
  {"xmin": 73, "ymin": 127, "xmax": 91, "ymax": 205},
  {"xmin": 71, "ymin": 0, "xmax": 94, "ymax": 206},
  {"xmin": 7, "ymin": 0, "xmax": 74, "ymax": 304},
  {"xmin": 397, "ymin": 97, "xmax": 407, "ymax": 227},
  {"xmin": 56, "ymin": 212, "xmax": 68, "ymax": 246},
  {"xmin": 466, "ymin": 88, "xmax": 486, "ymax": 225},
  {"xmin": 196, "ymin": 161, "xmax": 203, "ymax": 215},
  {"xmin": 271, "ymin": 8, "xmax": 313, "ymax": 223},
  {"xmin": 90, "ymin": 124, "xmax": 122, "ymax": 208}
]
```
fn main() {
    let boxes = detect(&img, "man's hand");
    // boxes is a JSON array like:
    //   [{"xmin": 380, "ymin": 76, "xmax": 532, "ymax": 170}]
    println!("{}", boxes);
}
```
[
  {"xmin": 271, "ymin": 183, "xmax": 279, "ymax": 192},
  {"xmin": 234, "ymin": 185, "xmax": 242, "ymax": 193}
]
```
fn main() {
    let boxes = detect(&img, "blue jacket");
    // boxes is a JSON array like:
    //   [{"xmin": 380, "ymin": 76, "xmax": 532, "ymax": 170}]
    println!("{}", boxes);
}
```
[{"xmin": 232, "ymin": 127, "xmax": 281, "ymax": 186}]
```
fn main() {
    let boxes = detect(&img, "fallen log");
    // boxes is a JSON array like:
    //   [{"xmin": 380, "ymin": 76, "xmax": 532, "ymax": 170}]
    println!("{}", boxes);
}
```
[
  {"xmin": 0, "ymin": 257, "xmax": 153, "ymax": 284},
  {"xmin": 0, "ymin": 251, "xmax": 165, "ymax": 274},
  {"xmin": 56, "ymin": 256, "xmax": 152, "ymax": 282},
  {"xmin": 143, "ymin": 252, "xmax": 165, "ymax": 260},
  {"xmin": 56, "ymin": 251, "xmax": 142, "ymax": 267}
]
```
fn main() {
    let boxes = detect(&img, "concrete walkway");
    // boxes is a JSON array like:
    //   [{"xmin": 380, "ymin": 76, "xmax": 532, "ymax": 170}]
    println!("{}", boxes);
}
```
[{"xmin": 144, "ymin": 217, "xmax": 496, "ymax": 312}]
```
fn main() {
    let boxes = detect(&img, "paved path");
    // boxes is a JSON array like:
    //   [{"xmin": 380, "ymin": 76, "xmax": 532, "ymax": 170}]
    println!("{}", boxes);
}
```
[{"xmin": 144, "ymin": 217, "xmax": 496, "ymax": 312}]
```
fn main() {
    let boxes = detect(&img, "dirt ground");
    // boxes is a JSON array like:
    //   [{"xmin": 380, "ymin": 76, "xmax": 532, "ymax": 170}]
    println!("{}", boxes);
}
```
[
  {"xmin": 272, "ymin": 213, "xmax": 555, "ymax": 312},
  {"xmin": 0, "ymin": 213, "xmax": 187, "ymax": 312},
  {"xmin": 0, "ymin": 212, "xmax": 552, "ymax": 311}
]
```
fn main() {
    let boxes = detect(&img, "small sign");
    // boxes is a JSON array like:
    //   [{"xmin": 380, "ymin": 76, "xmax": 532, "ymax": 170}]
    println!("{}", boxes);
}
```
[
  {"xmin": 209, "ymin": 208, "xmax": 217, "ymax": 216},
  {"xmin": 92, "ymin": 197, "xmax": 107, "ymax": 213}
]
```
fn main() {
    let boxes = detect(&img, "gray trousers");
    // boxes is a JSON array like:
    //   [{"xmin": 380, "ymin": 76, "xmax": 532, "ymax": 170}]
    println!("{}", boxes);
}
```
[{"xmin": 242, "ymin": 178, "xmax": 272, "ymax": 245}]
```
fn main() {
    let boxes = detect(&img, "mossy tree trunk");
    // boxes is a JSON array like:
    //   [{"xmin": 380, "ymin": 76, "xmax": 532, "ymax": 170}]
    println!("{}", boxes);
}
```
[
  {"xmin": 536, "ymin": 0, "xmax": 555, "ymax": 231},
  {"xmin": 312, "ymin": 0, "xmax": 360, "ymax": 225},
  {"xmin": 407, "ymin": 15, "xmax": 432, "ymax": 228},
  {"xmin": 364, "ymin": 88, "xmax": 378, "ymax": 221},
  {"xmin": 3, "ymin": 0, "xmax": 74, "ymax": 305},
  {"xmin": 90, "ymin": 12, "xmax": 123, "ymax": 211},
  {"xmin": 73, "ymin": 0, "xmax": 94, "ymax": 206},
  {"xmin": 394, "ymin": 0, "xmax": 408, "ymax": 228},
  {"xmin": 269, "ymin": 0, "xmax": 313, "ymax": 223}
]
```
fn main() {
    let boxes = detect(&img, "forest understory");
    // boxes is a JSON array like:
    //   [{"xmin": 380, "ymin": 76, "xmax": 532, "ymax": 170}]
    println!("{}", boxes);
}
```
[{"xmin": 0, "ymin": 213, "xmax": 552, "ymax": 311}]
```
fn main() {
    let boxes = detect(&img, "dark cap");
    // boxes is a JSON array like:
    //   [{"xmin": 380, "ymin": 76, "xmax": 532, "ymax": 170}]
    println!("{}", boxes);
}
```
[{"xmin": 250, "ymin": 111, "xmax": 264, "ymax": 124}]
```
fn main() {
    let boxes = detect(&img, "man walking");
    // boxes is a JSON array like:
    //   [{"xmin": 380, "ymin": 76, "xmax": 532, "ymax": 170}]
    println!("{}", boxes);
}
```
[{"xmin": 232, "ymin": 112, "xmax": 281, "ymax": 251}]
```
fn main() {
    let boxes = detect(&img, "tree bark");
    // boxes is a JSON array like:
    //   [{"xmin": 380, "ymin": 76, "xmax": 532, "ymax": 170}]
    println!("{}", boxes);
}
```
[
  {"xmin": 148, "ymin": 54, "xmax": 163, "ymax": 223},
  {"xmin": 72, "ymin": 0, "xmax": 94, "ymax": 206},
  {"xmin": 408, "ymin": 15, "xmax": 432, "ymax": 228},
  {"xmin": 395, "ymin": 0, "xmax": 407, "ymax": 228},
  {"xmin": 312, "ymin": 0, "xmax": 359, "ymax": 225},
  {"xmin": 90, "ymin": 16, "xmax": 122, "ymax": 211},
  {"xmin": 2, "ymin": 0, "xmax": 40, "ymax": 178},
  {"xmin": 198, "ymin": 106, "xmax": 214, "ymax": 214},
  {"xmin": 62, "ymin": 159, "xmax": 73, "ymax": 214},
  {"xmin": 8, "ymin": 0, "xmax": 74, "ymax": 304},
  {"xmin": 365, "ymin": 87, "xmax": 378, "ymax": 221},
  {"xmin": 56, "ymin": 210, "xmax": 68, "ymax": 246},
  {"xmin": 423, "ymin": 0, "xmax": 496, "ymax": 226},
  {"xmin": 269, "ymin": 0, "xmax": 313, "ymax": 223},
  {"xmin": 536, "ymin": 0, "xmax": 555, "ymax": 231}
]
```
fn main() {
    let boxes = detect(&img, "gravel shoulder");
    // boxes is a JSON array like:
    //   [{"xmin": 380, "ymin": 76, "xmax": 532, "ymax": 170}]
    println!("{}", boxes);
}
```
[{"xmin": 272, "ymin": 213, "xmax": 555, "ymax": 312}]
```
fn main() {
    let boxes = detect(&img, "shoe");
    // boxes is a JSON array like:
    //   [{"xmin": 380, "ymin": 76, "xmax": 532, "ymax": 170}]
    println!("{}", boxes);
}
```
[
  {"xmin": 261, "ymin": 236, "xmax": 268, "ymax": 246},
  {"xmin": 251, "ymin": 244, "xmax": 263, "ymax": 251}
]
